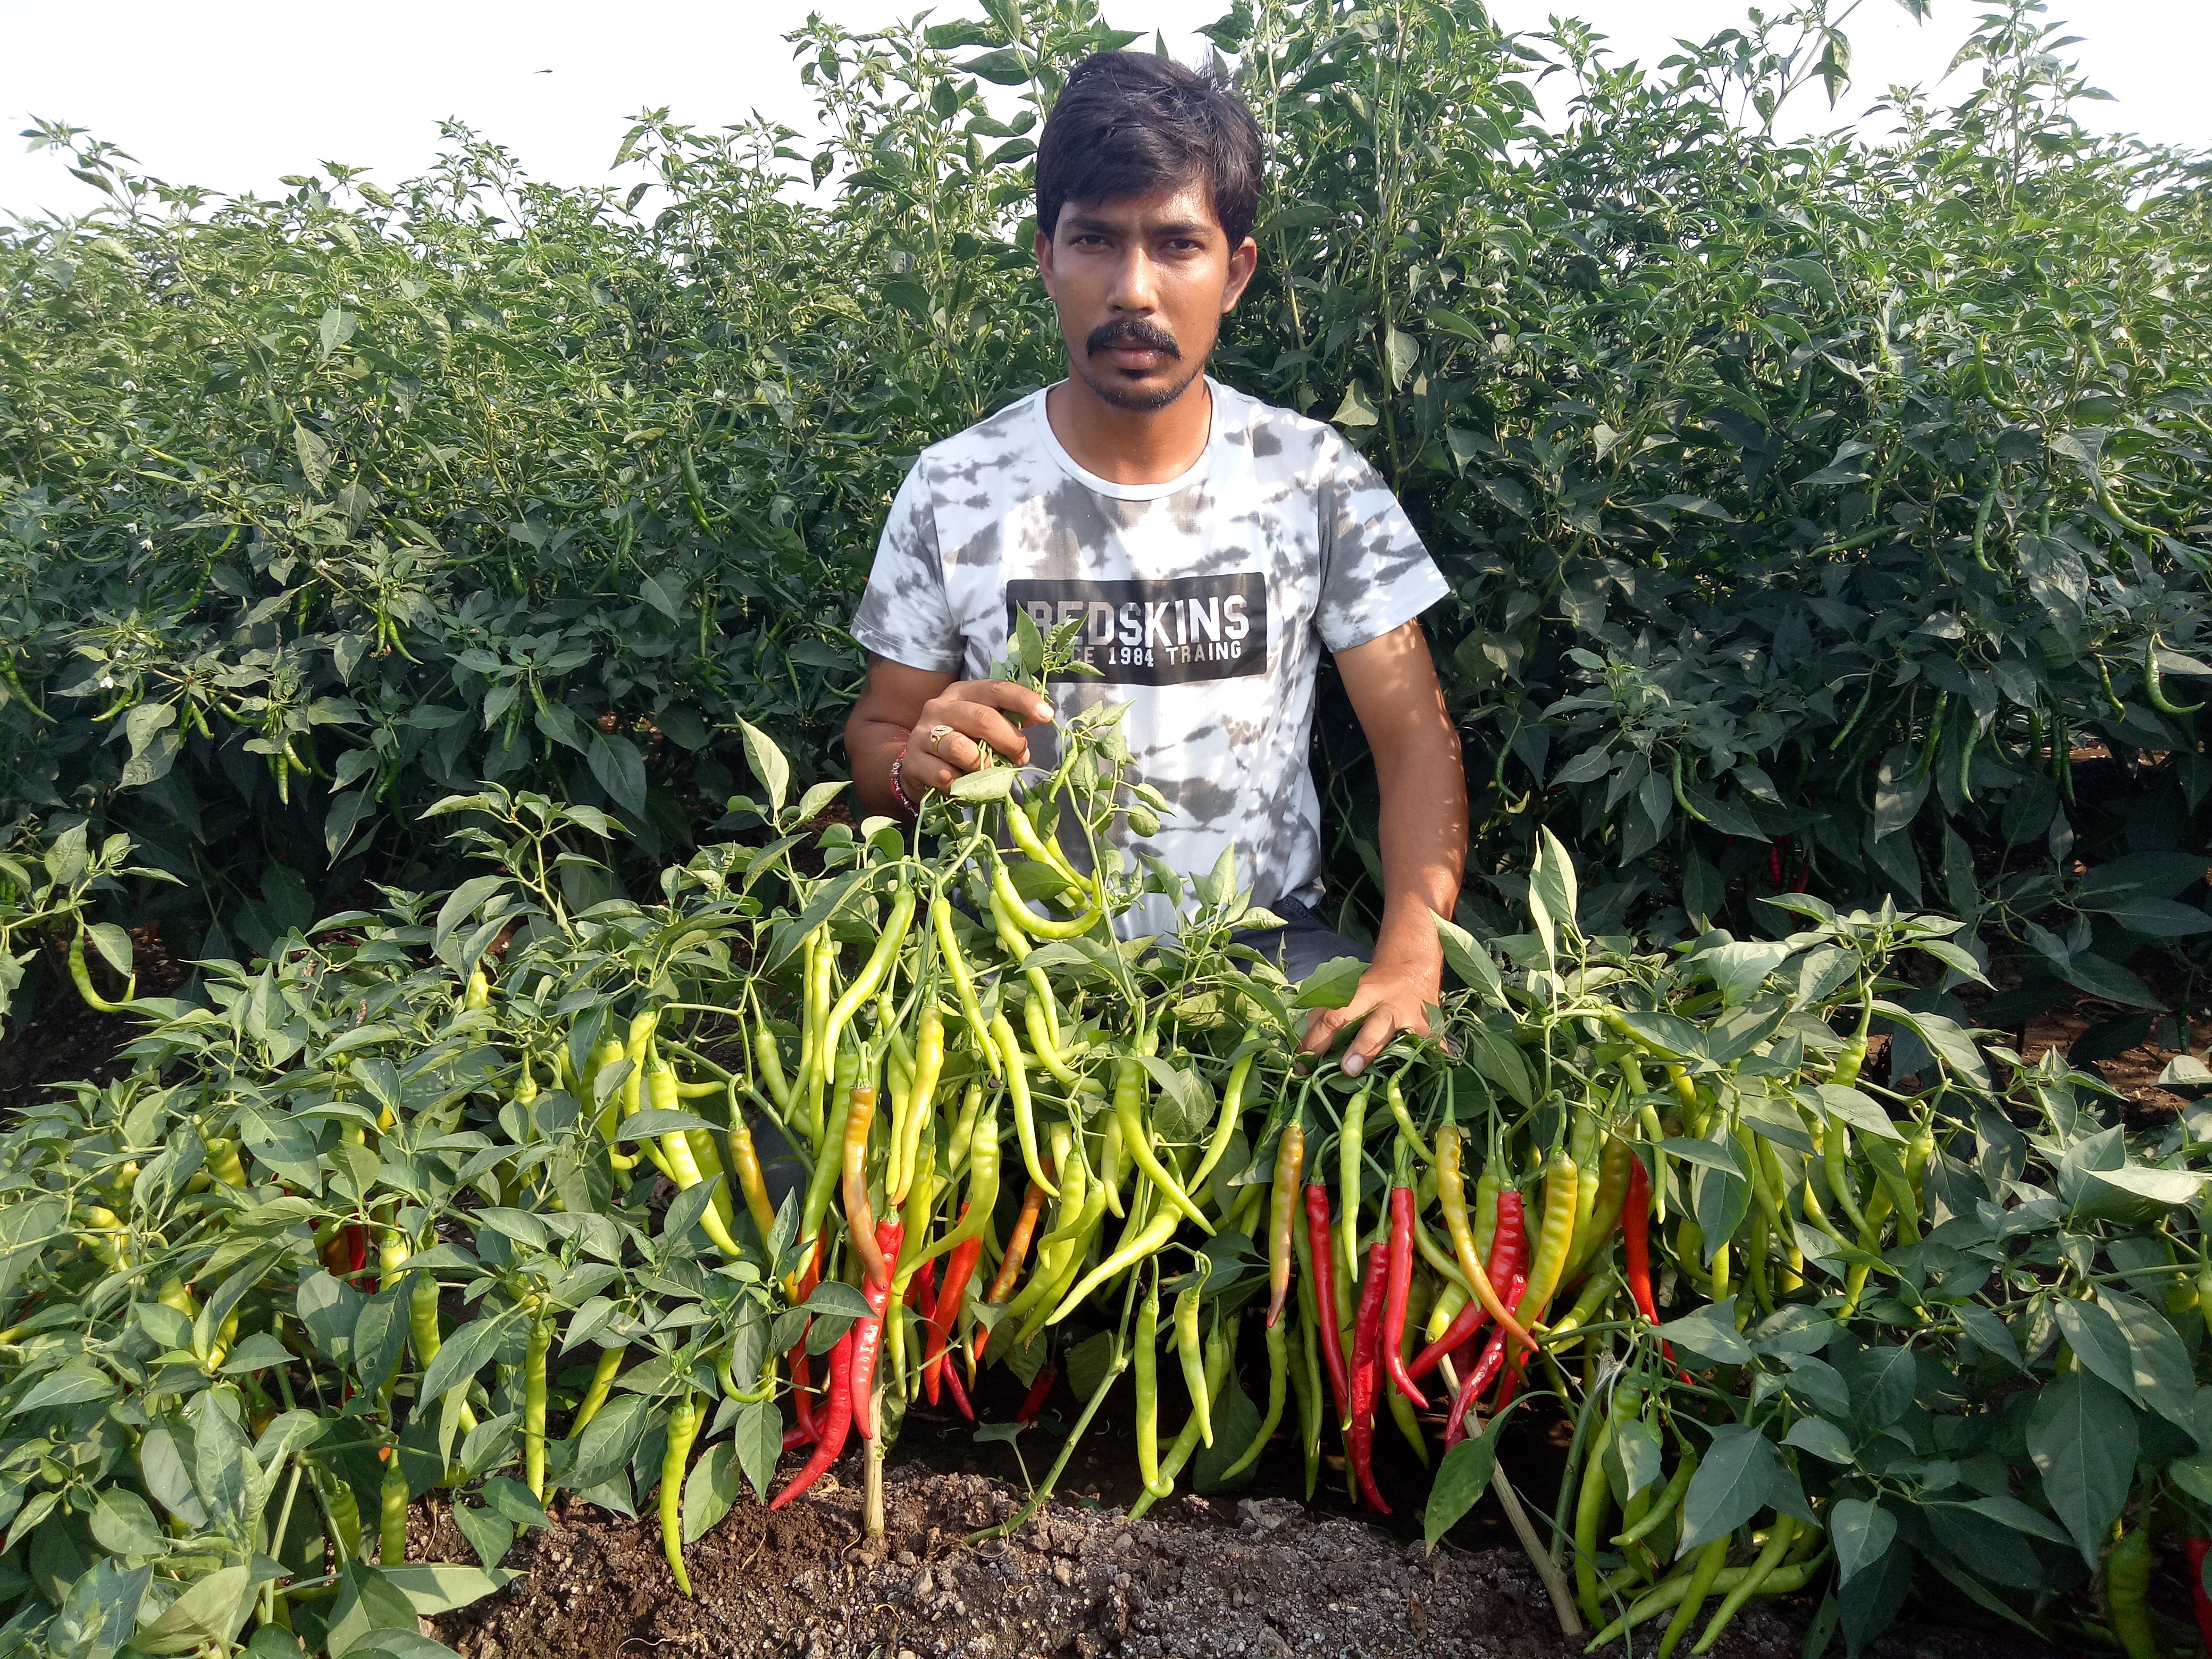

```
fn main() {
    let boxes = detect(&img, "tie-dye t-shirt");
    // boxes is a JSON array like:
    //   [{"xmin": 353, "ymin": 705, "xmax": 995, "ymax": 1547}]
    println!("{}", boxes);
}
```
[{"xmin": 851, "ymin": 378, "xmax": 1448, "ymax": 937}]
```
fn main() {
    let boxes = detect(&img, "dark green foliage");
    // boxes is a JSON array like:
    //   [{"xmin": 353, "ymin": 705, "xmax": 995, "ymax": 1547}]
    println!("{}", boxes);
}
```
[{"xmin": 3, "ymin": 0, "xmax": 2209, "ymax": 985}]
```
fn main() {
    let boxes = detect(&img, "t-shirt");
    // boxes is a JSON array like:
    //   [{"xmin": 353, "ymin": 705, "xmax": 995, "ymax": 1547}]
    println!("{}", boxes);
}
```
[{"xmin": 851, "ymin": 378, "xmax": 1448, "ymax": 937}]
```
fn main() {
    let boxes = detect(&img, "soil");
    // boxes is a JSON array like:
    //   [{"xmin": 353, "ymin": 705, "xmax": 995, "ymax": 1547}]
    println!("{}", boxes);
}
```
[
  {"xmin": 415, "ymin": 1367, "xmax": 2049, "ymax": 1659},
  {"xmin": 0, "ymin": 924, "xmax": 181, "ymax": 1113},
  {"xmin": 419, "ymin": 1460, "xmax": 2046, "ymax": 1659}
]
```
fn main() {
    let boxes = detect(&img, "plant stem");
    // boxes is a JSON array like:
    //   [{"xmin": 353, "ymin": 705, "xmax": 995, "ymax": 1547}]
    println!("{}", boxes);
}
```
[{"xmin": 864, "ymin": 1380, "xmax": 887, "ymax": 1537}]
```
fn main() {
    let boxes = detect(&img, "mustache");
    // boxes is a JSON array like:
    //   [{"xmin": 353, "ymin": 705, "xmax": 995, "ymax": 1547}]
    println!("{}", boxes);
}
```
[{"xmin": 1085, "ymin": 317, "xmax": 1181, "ymax": 359}]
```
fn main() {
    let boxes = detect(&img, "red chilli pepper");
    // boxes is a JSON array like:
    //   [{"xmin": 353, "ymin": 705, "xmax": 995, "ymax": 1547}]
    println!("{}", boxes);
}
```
[
  {"xmin": 1348, "ymin": 1240, "xmax": 1392, "ymax": 1515},
  {"xmin": 2180, "ymin": 1538, "xmax": 2212, "ymax": 1658},
  {"xmin": 1412, "ymin": 1189, "xmax": 1527, "ymax": 1380},
  {"xmin": 786, "ymin": 1235, "xmax": 825, "ymax": 1428},
  {"xmin": 923, "ymin": 1213, "xmax": 982, "ymax": 1406},
  {"xmin": 1305, "ymin": 1184, "xmax": 1351, "ymax": 1415},
  {"xmin": 1017, "ymin": 1365, "xmax": 1058, "ymax": 1424},
  {"xmin": 849, "ymin": 1219, "xmax": 904, "ymax": 1440},
  {"xmin": 1493, "ymin": 1364, "xmax": 1521, "ymax": 1413},
  {"xmin": 1623, "ymin": 1158, "xmax": 1660, "ymax": 1325},
  {"xmin": 907, "ymin": 1255, "xmax": 936, "ymax": 1311},
  {"xmin": 1769, "ymin": 839, "xmax": 1785, "ymax": 887},
  {"xmin": 1444, "ymin": 1268, "xmax": 1526, "ymax": 1448},
  {"xmin": 1381, "ymin": 1187, "xmax": 1427, "ymax": 1408},
  {"xmin": 1622, "ymin": 1158, "xmax": 1689, "ymax": 1377},
  {"xmin": 788, "ymin": 1345, "xmax": 818, "ymax": 1443},
  {"xmin": 941, "ymin": 1348, "xmax": 975, "ymax": 1421},
  {"xmin": 770, "ymin": 1325, "xmax": 854, "ymax": 1510}
]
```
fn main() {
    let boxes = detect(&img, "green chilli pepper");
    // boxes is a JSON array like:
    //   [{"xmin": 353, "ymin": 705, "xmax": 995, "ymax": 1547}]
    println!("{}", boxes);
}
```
[{"xmin": 1175, "ymin": 1284, "xmax": 1212, "ymax": 1448}]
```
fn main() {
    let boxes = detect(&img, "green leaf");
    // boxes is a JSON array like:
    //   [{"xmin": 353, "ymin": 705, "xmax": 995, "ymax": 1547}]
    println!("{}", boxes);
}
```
[
  {"xmin": 1332, "ymin": 380, "xmax": 1379, "ymax": 427},
  {"xmin": 89, "ymin": 1487, "xmax": 166, "ymax": 1555},
  {"xmin": 1676, "ymin": 1424, "xmax": 1781, "ymax": 1557},
  {"xmin": 615, "ymin": 1108, "xmax": 712, "ymax": 1139},
  {"xmin": 2027, "ymin": 1369, "xmax": 2138, "ymax": 1565},
  {"xmin": 1846, "ymin": 1344, "xmax": 1917, "ymax": 1430},
  {"xmin": 2097, "ymin": 1289, "xmax": 2200, "ymax": 1434},
  {"xmin": 53, "ymin": 1557, "xmax": 150, "ymax": 1659},
  {"xmin": 417, "ymin": 1304, "xmax": 520, "ymax": 1409},
  {"xmin": 960, "ymin": 47, "xmax": 1033, "ymax": 85},
  {"xmin": 734, "ymin": 1400, "xmax": 781, "ymax": 1501},
  {"xmin": 1782, "ymin": 1418, "xmax": 1853, "ymax": 1464},
  {"xmin": 1806, "ymin": 1083, "xmax": 1906, "ymax": 1142},
  {"xmin": 132, "ymin": 1564, "xmax": 256, "ymax": 1654},
  {"xmin": 2088, "ymin": 1164, "xmax": 2211, "ymax": 1207},
  {"xmin": 948, "ymin": 767, "xmax": 1018, "ymax": 802},
  {"xmin": 1422, "ymin": 1404, "xmax": 1515, "ymax": 1551},
  {"xmin": 381, "ymin": 1565, "xmax": 522, "ymax": 1614},
  {"xmin": 15, "ymin": 1360, "xmax": 115, "ymax": 1414},
  {"xmin": 1435, "ymin": 914, "xmax": 1504, "ymax": 1001},
  {"xmin": 2051, "ymin": 1297, "xmax": 2142, "ymax": 1406},
  {"xmin": 87, "ymin": 920, "xmax": 133, "ymax": 977},
  {"xmin": 449, "ymin": 1502, "xmax": 513, "ymax": 1570},
  {"xmin": 737, "ymin": 718, "xmax": 789, "ymax": 815},
  {"xmin": 1953, "ymin": 1302, "xmax": 2023, "ymax": 1369},
  {"xmin": 1602, "ymin": 1415, "xmax": 1664, "ymax": 1502},
  {"xmin": 587, "ymin": 732, "xmax": 649, "ymax": 820},
  {"xmin": 1292, "ymin": 956, "xmax": 1366, "ymax": 1010},
  {"xmin": 566, "ymin": 1393, "xmax": 651, "ymax": 1491},
  {"xmin": 220, "ymin": 1333, "xmax": 298, "ymax": 1373},
  {"xmin": 805, "ymin": 1281, "xmax": 873, "ymax": 1320},
  {"xmin": 1831, "ymin": 1497, "xmax": 1896, "ymax": 1586},
  {"xmin": 345, "ymin": 1632, "xmax": 466, "ymax": 1659},
  {"xmin": 1658, "ymin": 1137, "xmax": 1747, "ymax": 1176},
  {"xmin": 294, "ymin": 421, "xmax": 332, "ymax": 492},
  {"xmin": 682, "ymin": 1440, "xmax": 742, "ymax": 1544}
]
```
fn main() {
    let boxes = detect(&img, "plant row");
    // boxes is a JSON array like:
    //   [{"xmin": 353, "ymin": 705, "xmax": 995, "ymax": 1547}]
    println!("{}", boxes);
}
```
[{"xmin": 7, "ymin": 636, "xmax": 2212, "ymax": 1657}]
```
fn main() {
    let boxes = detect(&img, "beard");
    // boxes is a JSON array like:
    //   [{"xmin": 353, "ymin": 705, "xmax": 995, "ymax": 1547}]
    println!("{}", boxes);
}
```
[{"xmin": 1074, "ymin": 316, "xmax": 1209, "ymax": 411}]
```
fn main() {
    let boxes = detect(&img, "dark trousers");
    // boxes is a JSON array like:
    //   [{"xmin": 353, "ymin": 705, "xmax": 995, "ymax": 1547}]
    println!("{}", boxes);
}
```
[{"xmin": 1233, "ymin": 895, "xmax": 1372, "ymax": 982}]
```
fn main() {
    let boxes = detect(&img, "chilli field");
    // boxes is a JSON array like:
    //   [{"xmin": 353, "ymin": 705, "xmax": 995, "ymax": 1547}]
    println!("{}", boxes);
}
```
[{"xmin": 6, "ymin": 0, "xmax": 2212, "ymax": 1655}]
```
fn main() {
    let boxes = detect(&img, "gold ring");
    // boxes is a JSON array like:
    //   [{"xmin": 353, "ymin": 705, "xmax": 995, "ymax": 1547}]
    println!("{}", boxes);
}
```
[{"xmin": 927, "ymin": 723, "xmax": 953, "ymax": 756}]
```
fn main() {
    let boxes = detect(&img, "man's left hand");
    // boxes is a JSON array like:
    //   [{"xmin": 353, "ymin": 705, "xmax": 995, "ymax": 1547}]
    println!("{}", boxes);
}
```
[{"xmin": 1297, "ymin": 954, "xmax": 1439, "ymax": 1076}]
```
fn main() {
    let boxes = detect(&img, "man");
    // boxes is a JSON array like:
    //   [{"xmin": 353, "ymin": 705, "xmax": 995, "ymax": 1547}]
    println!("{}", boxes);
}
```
[{"xmin": 845, "ymin": 51, "xmax": 1465, "ymax": 1076}]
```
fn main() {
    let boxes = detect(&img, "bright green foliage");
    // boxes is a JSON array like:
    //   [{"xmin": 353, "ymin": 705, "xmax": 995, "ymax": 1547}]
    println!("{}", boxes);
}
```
[{"xmin": 5, "ymin": 768, "xmax": 2212, "ymax": 1656}]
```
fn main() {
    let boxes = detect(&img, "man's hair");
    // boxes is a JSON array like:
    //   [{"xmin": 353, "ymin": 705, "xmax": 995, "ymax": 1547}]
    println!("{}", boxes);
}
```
[{"xmin": 1035, "ymin": 52, "xmax": 1264, "ymax": 249}]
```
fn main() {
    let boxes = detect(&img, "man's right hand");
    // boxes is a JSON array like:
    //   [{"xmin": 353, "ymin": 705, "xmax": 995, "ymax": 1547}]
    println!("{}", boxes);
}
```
[
  {"xmin": 845, "ymin": 657, "xmax": 1055, "ymax": 816},
  {"xmin": 898, "ymin": 678, "xmax": 1056, "ymax": 793}
]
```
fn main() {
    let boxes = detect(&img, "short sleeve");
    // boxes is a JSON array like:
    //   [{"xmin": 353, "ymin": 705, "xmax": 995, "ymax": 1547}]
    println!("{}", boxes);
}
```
[
  {"xmin": 1313, "ymin": 437, "xmax": 1449, "ymax": 653},
  {"xmin": 850, "ymin": 463, "xmax": 962, "ymax": 673}
]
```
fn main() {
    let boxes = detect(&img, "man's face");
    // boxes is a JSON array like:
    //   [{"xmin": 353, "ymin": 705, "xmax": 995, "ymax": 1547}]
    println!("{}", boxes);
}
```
[{"xmin": 1035, "ymin": 181, "xmax": 1258, "ymax": 413}]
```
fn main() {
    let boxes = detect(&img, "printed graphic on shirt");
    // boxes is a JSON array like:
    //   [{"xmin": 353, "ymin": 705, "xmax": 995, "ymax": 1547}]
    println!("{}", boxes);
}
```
[
  {"xmin": 849, "ymin": 379, "xmax": 1449, "ymax": 935},
  {"xmin": 1006, "ymin": 575, "xmax": 1268, "ymax": 685}
]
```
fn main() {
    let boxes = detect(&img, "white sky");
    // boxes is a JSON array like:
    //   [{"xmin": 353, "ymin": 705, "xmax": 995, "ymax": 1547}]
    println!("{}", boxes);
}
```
[{"xmin": 3, "ymin": 1, "xmax": 2206, "ymax": 220}]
